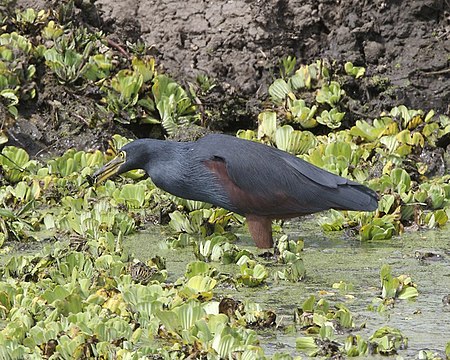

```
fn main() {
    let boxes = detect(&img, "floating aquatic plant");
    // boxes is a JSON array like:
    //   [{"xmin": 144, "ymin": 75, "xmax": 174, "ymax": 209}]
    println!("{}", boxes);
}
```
[
  {"xmin": 344, "ymin": 61, "xmax": 365, "ymax": 79},
  {"xmin": 236, "ymin": 256, "xmax": 268, "ymax": 287},
  {"xmin": 369, "ymin": 326, "xmax": 408, "ymax": 355},
  {"xmin": 369, "ymin": 264, "xmax": 419, "ymax": 312}
]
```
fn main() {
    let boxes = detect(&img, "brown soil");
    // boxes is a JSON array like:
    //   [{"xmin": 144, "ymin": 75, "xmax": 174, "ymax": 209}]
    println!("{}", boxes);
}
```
[{"xmin": 9, "ymin": 0, "xmax": 450, "ymax": 156}]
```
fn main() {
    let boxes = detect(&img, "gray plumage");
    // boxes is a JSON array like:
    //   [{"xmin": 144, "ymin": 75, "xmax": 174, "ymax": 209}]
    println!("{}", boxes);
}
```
[{"xmin": 118, "ymin": 134, "xmax": 378, "ymax": 217}]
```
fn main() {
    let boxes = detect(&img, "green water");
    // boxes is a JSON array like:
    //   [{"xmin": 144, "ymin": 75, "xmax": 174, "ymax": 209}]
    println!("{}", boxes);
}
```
[{"xmin": 125, "ymin": 217, "xmax": 450, "ymax": 358}]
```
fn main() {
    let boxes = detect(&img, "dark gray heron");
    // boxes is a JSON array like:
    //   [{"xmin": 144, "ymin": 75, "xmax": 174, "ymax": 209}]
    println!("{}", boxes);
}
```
[{"xmin": 93, "ymin": 134, "xmax": 378, "ymax": 248}]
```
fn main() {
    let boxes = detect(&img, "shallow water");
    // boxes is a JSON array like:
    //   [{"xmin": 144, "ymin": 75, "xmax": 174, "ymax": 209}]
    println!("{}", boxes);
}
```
[{"xmin": 125, "ymin": 217, "xmax": 450, "ymax": 358}]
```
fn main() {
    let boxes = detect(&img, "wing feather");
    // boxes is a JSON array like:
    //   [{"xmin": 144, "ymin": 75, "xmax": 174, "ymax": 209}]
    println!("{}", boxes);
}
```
[{"xmin": 196, "ymin": 134, "xmax": 377, "ymax": 216}]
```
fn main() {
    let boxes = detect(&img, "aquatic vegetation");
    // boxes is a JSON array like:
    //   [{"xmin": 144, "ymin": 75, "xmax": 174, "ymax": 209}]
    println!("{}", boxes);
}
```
[
  {"xmin": 259, "ymin": 60, "xmax": 449, "ymax": 243},
  {"xmin": 369, "ymin": 326, "xmax": 408, "ymax": 355},
  {"xmin": 43, "ymin": 40, "xmax": 95, "ymax": 85},
  {"xmin": 316, "ymin": 81, "xmax": 345, "ymax": 107},
  {"xmin": 0, "ymin": 225, "xmax": 267, "ymax": 358},
  {"xmin": 103, "ymin": 69, "xmax": 145, "ymax": 122},
  {"xmin": 236, "ymin": 256, "xmax": 268, "ymax": 287},
  {"xmin": 296, "ymin": 307, "xmax": 408, "ymax": 357},
  {"xmin": 236, "ymin": 103, "xmax": 449, "ymax": 242},
  {"xmin": 151, "ymin": 74, "xmax": 199, "ymax": 134},
  {"xmin": 0, "ymin": 30, "xmax": 37, "ymax": 117},
  {"xmin": 274, "ymin": 235, "xmax": 306, "ymax": 282},
  {"xmin": 344, "ymin": 61, "xmax": 365, "ymax": 79},
  {"xmin": 417, "ymin": 349, "xmax": 448, "ymax": 360},
  {"xmin": 102, "ymin": 68, "xmax": 199, "ymax": 128},
  {"xmin": 294, "ymin": 295, "xmax": 356, "ymax": 333},
  {"xmin": 296, "ymin": 325, "xmax": 342, "ymax": 357},
  {"xmin": 238, "ymin": 111, "xmax": 318, "ymax": 155},
  {"xmin": 0, "ymin": 107, "xmax": 445, "ymax": 355},
  {"xmin": 0, "ymin": 146, "xmax": 38, "ymax": 183},
  {"xmin": 267, "ymin": 59, "xmax": 350, "ymax": 130},
  {"xmin": 370, "ymin": 264, "xmax": 419, "ymax": 311},
  {"xmin": 316, "ymin": 108, "xmax": 345, "ymax": 129},
  {"xmin": 0, "ymin": 5, "xmax": 200, "ymax": 131},
  {"xmin": 0, "ymin": 3, "xmax": 448, "ymax": 356}
]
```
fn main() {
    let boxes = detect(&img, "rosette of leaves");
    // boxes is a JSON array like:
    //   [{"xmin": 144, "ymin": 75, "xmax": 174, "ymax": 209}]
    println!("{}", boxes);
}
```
[
  {"xmin": 168, "ymin": 203, "xmax": 237, "ymax": 237},
  {"xmin": 389, "ymin": 105, "xmax": 432, "ymax": 130},
  {"xmin": 378, "ymin": 264, "xmax": 418, "ymax": 304},
  {"xmin": 316, "ymin": 81, "xmax": 345, "ymax": 107},
  {"xmin": 155, "ymin": 300, "xmax": 263, "ymax": 358},
  {"xmin": 178, "ymin": 275, "xmax": 218, "ymax": 301},
  {"xmin": 275, "ymin": 125, "xmax": 318, "ymax": 155},
  {"xmin": 349, "ymin": 117, "xmax": 395, "ymax": 142},
  {"xmin": 235, "ymin": 256, "xmax": 268, "ymax": 287},
  {"xmin": 229, "ymin": 300, "xmax": 276, "ymax": 329},
  {"xmin": 296, "ymin": 325, "xmax": 342, "ymax": 358},
  {"xmin": 274, "ymin": 235, "xmax": 306, "ymax": 282},
  {"xmin": 185, "ymin": 261, "xmax": 218, "ymax": 279},
  {"xmin": 305, "ymin": 140, "xmax": 366, "ymax": 178},
  {"xmin": 253, "ymin": 111, "xmax": 318, "ymax": 155},
  {"xmin": 0, "ymin": 146, "xmax": 37, "ymax": 183},
  {"xmin": 422, "ymin": 113, "xmax": 450, "ymax": 146},
  {"xmin": 13, "ymin": 8, "xmax": 49, "ymax": 33},
  {"xmin": 294, "ymin": 295, "xmax": 355, "ymax": 332},
  {"xmin": 0, "ymin": 203, "xmax": 37, "ymax": 246},
  {"xmin": 268, "ymin": 60, "xmax": 349, "ymax": 130},
  {"xmin": 316, "ymin": 108, "xmax": 345, "ymax": 129},
  {"xmin": 41, "ymin": 20, "xmax": 64, "ymax": 40},
  {"xmin": 102, "ymin": 56, "xmax": 155, "ymax": 123},
  {"xmin": 103, "ymin": 69, "xmax": 143, "ymax": 122},
  {"xmin": 43, "ymin": 36, "xmax": 95, "ymax": 84},
  {"xmin": 0, "ymin": 32, "xmax": 37, "ymax": 117},
  {"xmin": 47, "ymin": 148, "xmax": 104, "ymax": 177},
  {"xmin": 149, "ymin": 74, "xmax": 199, "ymax": 135},
  {"xmin": 369, "ymin": 326, "xmax": 408, "ymax": 355},
  {"xmin": 368, "ymin": 265, "xmax": 419, "ymax": 313},
  {"xmin": 42, "ymin": 21, "xmax": 115, "ymax": 84},
  {"xmin": 194, "ymin": 235, "xmax": 247, "ymax": 264},
  {"xmin": 112, "ymin": 183, "xmax": 148, "ymax": 209},
  {"xmin": 344, "ymin": 61, "xmax": 365, "ymax": 79},
  {"xmin": 287, "ymin": 98, "xmax": 318, "ymax": 129}
]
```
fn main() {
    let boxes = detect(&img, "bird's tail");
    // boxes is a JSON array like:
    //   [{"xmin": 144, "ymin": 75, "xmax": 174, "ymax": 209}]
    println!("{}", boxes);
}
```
[{"xmin": 330, "ymin": 183, "xmax": 379, "ymax": 212}]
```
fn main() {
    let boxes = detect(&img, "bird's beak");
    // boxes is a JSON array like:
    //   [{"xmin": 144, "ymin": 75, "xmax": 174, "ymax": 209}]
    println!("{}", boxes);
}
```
[{"xmin": 92, "ymin": 154, "xmax": 125, "ymax": 185}]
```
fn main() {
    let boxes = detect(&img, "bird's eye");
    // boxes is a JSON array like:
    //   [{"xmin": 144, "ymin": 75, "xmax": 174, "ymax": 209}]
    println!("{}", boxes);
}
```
[{"xmin": 119, "ymin": 151, "xmax": 125, "ymax": 159}]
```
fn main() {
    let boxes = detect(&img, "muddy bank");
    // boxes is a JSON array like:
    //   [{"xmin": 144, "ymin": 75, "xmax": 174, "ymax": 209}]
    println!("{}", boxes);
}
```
[
  {"xmin": 95, "ymin": 0, "xmax": 449, "ymax": 115},
  {"xmin": 8, "ymin": 0, "xmax": 450, "ymax": 155}
]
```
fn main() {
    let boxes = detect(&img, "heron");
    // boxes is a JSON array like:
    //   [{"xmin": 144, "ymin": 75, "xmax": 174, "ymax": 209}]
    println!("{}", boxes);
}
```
[{"xmin": 93, "ymin": 134, "xmax": 378, "ymax": 248}]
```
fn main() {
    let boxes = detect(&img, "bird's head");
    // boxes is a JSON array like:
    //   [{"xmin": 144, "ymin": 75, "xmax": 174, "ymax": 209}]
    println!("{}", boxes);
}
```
[{"xmin": 92, "ymin": 140, "xmax": 152, "ymax": 185}]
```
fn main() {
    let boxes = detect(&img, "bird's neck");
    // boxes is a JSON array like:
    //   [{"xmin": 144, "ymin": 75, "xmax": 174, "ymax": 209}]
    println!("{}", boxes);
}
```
[{"xmin": 144, "ymin": 141, "xmax": 190, "ymax": 192}]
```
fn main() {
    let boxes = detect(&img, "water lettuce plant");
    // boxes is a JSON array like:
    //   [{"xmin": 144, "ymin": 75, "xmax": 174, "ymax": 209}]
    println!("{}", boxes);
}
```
[
  {"xmin": 0, "ymin": 31, "xmax": 37, "ymax": 117},
  {"xmin": 0, "ymin": 4, "xmax": 449, "ymax": 357},
  {"xmin": 267, "ymin": 59, "xmax": 350, "ymax": 130},
  {"xmin": 0, "ymin": 5, "xmax": 202, "ymax": 132},
  {"xmin": 369, "ymin": 264, "xmax": 418, "ymax": 312}
]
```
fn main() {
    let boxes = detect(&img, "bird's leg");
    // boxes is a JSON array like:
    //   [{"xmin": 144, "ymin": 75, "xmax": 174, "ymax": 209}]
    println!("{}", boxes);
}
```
[{"xmin": 246, "ymin": 215, "xmax": 274, "ymax": 248}]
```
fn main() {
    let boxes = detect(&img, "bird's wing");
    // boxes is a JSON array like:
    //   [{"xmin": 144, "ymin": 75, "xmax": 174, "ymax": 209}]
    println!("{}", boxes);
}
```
[
  {"xmin": 218, "ymin": 138, "xmax": 347, "ymax": 191},
  {"xmin": 202, "ymin": 135, "xmax": 376, "ymax": 216}
]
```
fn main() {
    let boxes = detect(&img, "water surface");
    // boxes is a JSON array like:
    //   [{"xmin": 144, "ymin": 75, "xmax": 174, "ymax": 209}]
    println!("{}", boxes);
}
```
[{"xmin": 126, "ymin": 217, "xmax": 450, "ymax": 358}]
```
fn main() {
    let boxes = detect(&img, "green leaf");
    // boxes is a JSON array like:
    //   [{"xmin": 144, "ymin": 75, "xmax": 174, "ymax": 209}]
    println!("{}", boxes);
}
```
[
  {"xmin": 269, "ymin": 79, "xmax": 291, "ymax": 103},
  {"xmin": 390, "ymin": 168, "xmax": 411, "ymax": 192},
  {"xmin": 42, "ymin": 285, "xmax": 70, "ymax": 304},
  {"xmin": 257, "ymin": 111, "xmax": 277, "ymax": 141},
  {"xmin": 296, "ymin": 336, "xmax": 319, "ymax": 356},
  {"xmin": 301, "ymin": 295, "xmax": 316, "ymax": 312},
  {"xmin": 397, "ymin": 286, "xmax": 419, "ymax": 300},
  {"xmin": 344, "ymin": 62, "xmax": 365, "ymax": 78},
  {"xmin": 175, "ymin": 302, "xmax": 205, "ymax": 331}
]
